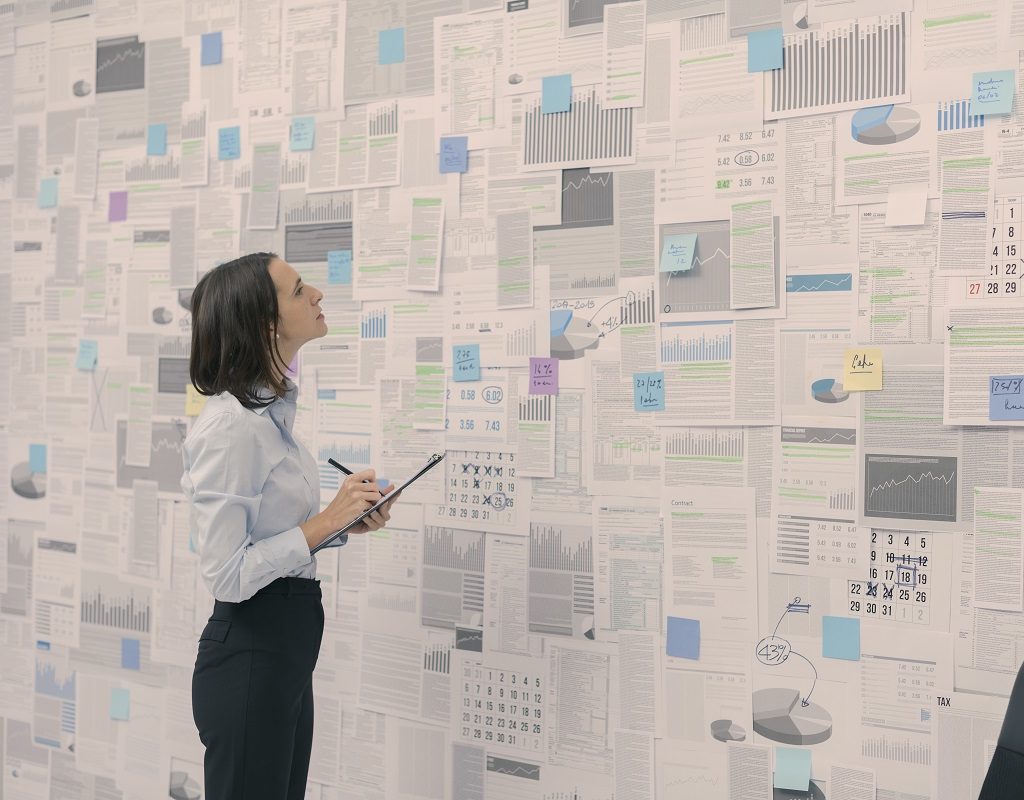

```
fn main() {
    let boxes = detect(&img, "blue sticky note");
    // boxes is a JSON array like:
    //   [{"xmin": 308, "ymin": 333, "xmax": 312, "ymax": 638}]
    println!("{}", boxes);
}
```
[
  {"xmin": 29, "ymin": 444, "xmax": 46, "ymax": 474},
  {"xmin": 748, "ymin": 28, "xmax": 784, "ymax": 72},
  {"xmin": 660, "ymin": 234, "xmax": 698, "ymax": 272},
  {"xmin": 542, "ymin": 74, "xmax": 572, "ymax": 113},
  {"xmin": 327, "ymin": 249, "xmax": 352, "ymax": 285},
  {"xmin": 38, "ymin": 177, "xmax": 58, "ymax": 208},
  {"xmin": 972, "ymin": 70, "xmax": 1016, "ymax": 115},
  {"xmin": 453, "ymin": 344, "xmax": 481, "ymax": 382},
  {"xmin": 634, "ymin": 371, "xmax": 665, "ymax": 412},
  {"xmin": 440, "ymin": 136, "xmax": 468, "ymax": 173},
  {"xmin": 76, "ymin": 339, "xmax": 98, "ymax": 371},
  {"xmin": 121, "ymin": 638, "xmax": 140, "ymax": 670},
  {"xmin": 379, "ymin": 28, "xmax": 405, "ymax": 64},
  {"xmin": 290, "ymin": 116, "xmax": 315, "ymax": 151},
  {"xmin": 218, "ymin": 126, "xmax": 240, "ymax": 160},
  {"xmin": 990, "ymin": 375, "xmax": 1024, "ymax": 420},
  {"xmin": 774, "ymin": 747, "xmax": 811, "ymax": 792},
  {"xmin": 147, "ymin": 123, "xmax": 167, "ymax": 156},
  {"xmin": 201, "ymin": 32, "xmax": 222, "ymax": 66},
  {"xmin": 822, "ymin": 616, "xmax": 860, "ymax": 661},
  {"xmin": 666, "ymin": 616, "xmax": 700, "ymax": 660},
  {"xmin": 110, "ymin": 688, "xmax": 130, "ymax": 721}
]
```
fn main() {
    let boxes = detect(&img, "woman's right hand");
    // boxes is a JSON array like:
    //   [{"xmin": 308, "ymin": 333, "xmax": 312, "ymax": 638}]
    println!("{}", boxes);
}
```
[{"xmin": 324, "ymin": 468, "xmax": 383, "ymax": 532}]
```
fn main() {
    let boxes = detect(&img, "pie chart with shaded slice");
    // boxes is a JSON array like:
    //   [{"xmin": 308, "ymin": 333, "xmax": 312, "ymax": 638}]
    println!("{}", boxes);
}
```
[
  {"xmin": 811, "ymin": 377, "xmax": 849, "ymax": 403},
  {"xmin": 550, "ymin": 310, "xmax": 601, "ymax": 360},
  {"xmin": 753, "ymin": 687, "xmax": 832, "ymax": 745},
  {"xmin": 851, "ymin": 104, "xmax": 921, "ymax": 145}
]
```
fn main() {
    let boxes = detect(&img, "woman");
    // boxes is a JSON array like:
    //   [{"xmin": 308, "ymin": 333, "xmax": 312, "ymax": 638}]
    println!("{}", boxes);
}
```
[{"xmin": 181, "ymin": 252, "xmax": 397, "ymax": 799}]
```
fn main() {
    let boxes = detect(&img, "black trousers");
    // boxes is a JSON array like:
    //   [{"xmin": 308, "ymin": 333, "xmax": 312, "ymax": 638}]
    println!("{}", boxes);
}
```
[{"xmin": 192, "ymin": 576, "xmax": 325, "ymax": 800}]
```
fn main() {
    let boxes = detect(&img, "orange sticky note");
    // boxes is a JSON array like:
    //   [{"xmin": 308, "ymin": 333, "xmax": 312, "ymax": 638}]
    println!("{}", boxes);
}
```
[{"xmin": 843, "ymin": 348, "xmax": 883, "ymax": 391}]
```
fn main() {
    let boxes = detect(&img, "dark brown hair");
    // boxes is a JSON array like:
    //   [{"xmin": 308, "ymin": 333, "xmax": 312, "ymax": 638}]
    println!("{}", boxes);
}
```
[{"xmin": 188, "ymin": 252, "xmax": 289, "ymax": 411}]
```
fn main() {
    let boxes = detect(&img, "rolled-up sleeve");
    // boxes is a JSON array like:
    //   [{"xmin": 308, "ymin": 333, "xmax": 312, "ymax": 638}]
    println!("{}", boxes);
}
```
[{"xmin": 181, "ymin": 413, "xmax": 311, "ymax": 603}]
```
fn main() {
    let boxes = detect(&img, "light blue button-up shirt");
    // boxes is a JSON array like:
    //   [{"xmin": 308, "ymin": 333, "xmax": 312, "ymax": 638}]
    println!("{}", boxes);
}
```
[{"xmin": 180, "ymin": 376, "xmax": 323, "ymax": 603}]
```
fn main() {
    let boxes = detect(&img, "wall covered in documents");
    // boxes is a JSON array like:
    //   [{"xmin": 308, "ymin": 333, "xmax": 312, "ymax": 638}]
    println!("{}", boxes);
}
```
[{"xmin": 1, "ymin": 0, "xmax": 1023, "ymax": 797}]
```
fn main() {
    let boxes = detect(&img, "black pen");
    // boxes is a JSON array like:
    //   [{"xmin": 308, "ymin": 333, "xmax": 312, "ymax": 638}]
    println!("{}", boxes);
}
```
[{"xmin": 327, "ymin": 458, "xmax": 372, "ymax": 484}]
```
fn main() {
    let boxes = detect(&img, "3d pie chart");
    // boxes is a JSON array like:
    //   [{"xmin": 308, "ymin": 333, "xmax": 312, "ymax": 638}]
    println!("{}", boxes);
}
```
[
  {"xmin": 550, "ymin": 310, "xmax": 601, "ymax": 360},
  {"xmin": 753, "ymin": 687, "xmax": 833, "ymax": 745},
  {"xmin": 851, "ymin": 104, "xmax": 921, "ymax": 145},
  {"xmin": 811, "ymin": 377, "xmax": 849, "ymax": 403}
]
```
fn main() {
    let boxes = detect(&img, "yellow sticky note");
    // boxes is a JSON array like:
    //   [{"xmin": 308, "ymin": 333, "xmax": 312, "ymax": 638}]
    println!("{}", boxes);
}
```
[
  {"xmin": 844, "ymin": 348, "xmax": 883, "ymax": 391},
  {"xmin": 185, "ymin": 384, "xmax": 207, "ymax": 416}
]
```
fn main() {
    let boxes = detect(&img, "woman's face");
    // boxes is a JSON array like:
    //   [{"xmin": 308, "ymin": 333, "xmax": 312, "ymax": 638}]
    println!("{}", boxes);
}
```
[{"xmin": 268, "ymin": 257, "xmax": 327, "ymax": 345}]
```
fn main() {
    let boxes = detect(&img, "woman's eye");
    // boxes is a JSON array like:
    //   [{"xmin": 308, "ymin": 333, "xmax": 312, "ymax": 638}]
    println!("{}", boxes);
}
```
[{"xmin": 297, "ymin": 287, "xmax": 303, "ymax": 295}]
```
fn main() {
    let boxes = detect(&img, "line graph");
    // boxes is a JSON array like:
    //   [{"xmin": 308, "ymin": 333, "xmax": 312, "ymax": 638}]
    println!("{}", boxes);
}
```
[
  {"xmin": 486, "ymin": 756, "xmax": 540, "ymax": 779},
  {"xmin": 96, "ymin": 36, "xmax": 145, "ymax": 93},
  {"xmin": 786, "ymin": 273, "xmax": 853, "ymax": 293},
  {"xmin": 560, "ymin": 168, "xmax": 613, "ymax": 228},
  {"xmin": 864, "ymin": 454, "xmax": 957, "ymax": 522}
]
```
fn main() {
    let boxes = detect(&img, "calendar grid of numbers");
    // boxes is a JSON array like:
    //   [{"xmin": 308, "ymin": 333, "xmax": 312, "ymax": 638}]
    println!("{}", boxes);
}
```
[
  {"xmin": 847, "ymin": 529, "xmax": 931, "ymax": 624},
  {"xmin": 456, "ymin": 654, "xmax": 545, "ymax": 754},
  {"xmin": 429, "ymin": 449, "xmax": 529, "ymax": 534},
  {"xmin": 969, "ymin": 194, "xmax": 1021, "ymax": 300}
]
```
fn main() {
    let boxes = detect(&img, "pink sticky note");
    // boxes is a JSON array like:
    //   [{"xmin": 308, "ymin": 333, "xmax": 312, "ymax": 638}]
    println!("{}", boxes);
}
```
[
  {"xmin": 529, "ymin": 357, "xmax": 558, "ymax": 395},
  {"xmin": 108, "ymin": 191, "xmax": 128, "ymax": 222}
]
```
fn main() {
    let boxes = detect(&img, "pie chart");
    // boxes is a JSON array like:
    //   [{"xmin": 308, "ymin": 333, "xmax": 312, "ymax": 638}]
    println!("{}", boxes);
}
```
[
  {"xmin": 811, "ymin": 378, "xmax": 849, "ymax": 404},
  {"xmin": 773, "ymin": 781, "xmax": 826, "ymax": 800},
  {"xmin": 11, "ymin": 460, "xmax": 47, "ymax": 499},
  {"xmin": 711, "ymin": 718, "xmax": 747, "ymax": 742},
  {"xmin": 753, "ymin": 687, "xmax": 832, "ymax": 745},
  {"xmin": 550, "ymin": 310, "xmax": 601, "ymax": 360},
  {"xmin": 851, "ymin": 104, "xmax": 921, "ymax": 145}
]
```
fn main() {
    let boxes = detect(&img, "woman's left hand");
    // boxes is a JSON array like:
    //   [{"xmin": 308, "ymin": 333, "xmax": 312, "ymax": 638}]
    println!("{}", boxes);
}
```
[{"xmin": 349, "ymin": 483, "xmax": 399, "ymax": 534}]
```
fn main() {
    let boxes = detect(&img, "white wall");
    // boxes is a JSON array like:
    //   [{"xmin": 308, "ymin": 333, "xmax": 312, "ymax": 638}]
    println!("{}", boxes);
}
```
[{"xmin": 2, "ymin": 1, "xmax": 1023, "ymax": 798}]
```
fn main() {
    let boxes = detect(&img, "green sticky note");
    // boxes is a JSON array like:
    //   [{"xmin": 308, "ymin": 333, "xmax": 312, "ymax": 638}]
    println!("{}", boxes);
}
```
[
  {"xmin": 110, "ymin": 687, "xmax": 130, "ymax": 720},
  {"xmin": 660, "ymin": 234, "xmax": 698, "ymax": 272},
  {"xmin": 76, "ymin": 339, "xmax": 98, "ymax": 371},
  {"xmin": 972, "ymin": 69, "xmax": 1015, "ymax": 115},
  {"xmin": 774, "ymin": 747, "xmax": 811, "ymax": 791}
]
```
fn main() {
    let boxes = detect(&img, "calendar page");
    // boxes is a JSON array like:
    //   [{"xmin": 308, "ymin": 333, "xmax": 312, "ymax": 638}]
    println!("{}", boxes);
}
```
[
  {"xmin": 848, "ymin": 529, "xmax": 933, "ymax": 624},
  {"xmin": 427, "ymin": 449, "xmax": 532, "ymax": 534},
  {"xmin": 453, "ymin": 651, "xmax": 546, "ymax": 755},
  {"xmin": 964, "ymin": 194, "xmax": 1024, "ymax": 303}
]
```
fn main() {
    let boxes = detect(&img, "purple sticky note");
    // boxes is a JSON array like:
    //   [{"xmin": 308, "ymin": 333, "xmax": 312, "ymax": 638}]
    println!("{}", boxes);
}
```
[
  {"xmin": 529, "ymin": 357, "xmax": 558, "ymax": 395},
  {"xmin": 108, "ymin": 191, "xmax": 128, "ymax": 222}
]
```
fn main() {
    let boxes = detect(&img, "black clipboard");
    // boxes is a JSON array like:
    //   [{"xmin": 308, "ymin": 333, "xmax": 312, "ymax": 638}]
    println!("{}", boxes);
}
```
[{"xmin": 310, "ymin": 452, "xmax": 446, "ymax": 555}]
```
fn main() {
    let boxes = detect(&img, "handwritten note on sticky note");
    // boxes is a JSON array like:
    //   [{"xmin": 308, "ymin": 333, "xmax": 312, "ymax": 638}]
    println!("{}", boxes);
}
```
[
  {"xmin": 327, "ymin": 249, "xmax": 353, "ymax": 284},
  {"xmin": 76, "ymin": 339, "xmax": 98, "ymax": 371},
  {"xmin": 989, "ymin": 375, "xmax": 1024, "ymax": 420},
  {"xmin": 453, "ymin": 344, "xmax": 481, "ymax": 382},
  {"xmin": 822, "ymin": 615, "xmax": 860, "ymax": 661},
  {"xmin": 201, "ymin": 32, "xmax": 223, "ymax": 66},
  {"xmin": 147, "ymin": 123, "xmax": 167, "ymax": 156},
  {"xmin": 110, "ymin": 688, "xmax": 130, "ymax": 720},
  {"xmin": 108, "ymin": 190, "xmax": 128, "ymax": 222},
  {"xmin": 972, "ymin": 69, "xmax": 1016, "ymax": 115},
  {"xmin": 379, "ymin": 28, "xmax": 405, "ymax": 64},
  {"xmin": 634, "ymin": 371, "xmax": 665, "ymax": 412},
  {"xmin": 29, "ymin": 444, "xmax": 46, "ymax": 474},
  {"xmin": 660, "ymin": 233, "xmax": 698, "ymax": 272},
  {"xmin": 38, "ymin": 177, "xmax": 58, "ymax": 208},
  {"xmin": 290, "ymin": 116, "xmax": 315, "ymax": 151},
  {"xmin": 843, "ymin": 347, "xmax": 882, "ymax": 391},
  {"xmin": 748, "ymin": 28, "xmax": 784, "ymax": 72},
  {"xmin": 542, "ymin": 74, "xmax": 572, "ymax": 113},
  {"xmin": 440, "ymin": 136, "xmax": 468, "ymax": 173},
  {"xmin": 666, "ymin": 616, "xmax": 700, "ymax": 660},
  {"xmin": 218, "ymin": 126, "xmax": 241, "ymax": 160},
  {"xmin": 774, "ymin": 747, "xmax": 811, "ymax": 792},
  {"xmin": 529, "ymin": 357, "xmax": 558, "ymax": 395}
]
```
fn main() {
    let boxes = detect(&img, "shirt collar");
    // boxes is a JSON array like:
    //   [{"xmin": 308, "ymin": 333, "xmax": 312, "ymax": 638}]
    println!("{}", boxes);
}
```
[{"xmin": 251, "ymin": 375, "xmax": 297, "ymax": 415}]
